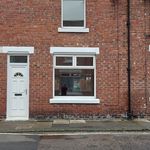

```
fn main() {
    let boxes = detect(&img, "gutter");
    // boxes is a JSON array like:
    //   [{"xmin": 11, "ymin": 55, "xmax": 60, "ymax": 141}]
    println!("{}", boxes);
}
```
[{"xmin": 127, "ymin": 0, "xmax": 132, "ymax": 119}]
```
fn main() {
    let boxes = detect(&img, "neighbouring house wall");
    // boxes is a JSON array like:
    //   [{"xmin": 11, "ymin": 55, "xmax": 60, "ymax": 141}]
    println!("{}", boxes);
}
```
[
  {"xmin": 0, "ymin": 0, "xmax": 149, "ymax": 119},
  {"xmin": 130, "ymin": 0, "xmax": 150, "ymax": 116},
  {"xmin": 0, "ymin": 54, "xmax": 7, "ymax": 118}
]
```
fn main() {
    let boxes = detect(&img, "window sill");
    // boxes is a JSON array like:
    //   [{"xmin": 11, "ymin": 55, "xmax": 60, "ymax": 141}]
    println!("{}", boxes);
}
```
[
  {"xmin": 58, "ymin": 27, "xmax": 89, "ymax": 33},
  {"xmin": 49, "ymin": 97, "xmax": 100, "ymax": 104}
]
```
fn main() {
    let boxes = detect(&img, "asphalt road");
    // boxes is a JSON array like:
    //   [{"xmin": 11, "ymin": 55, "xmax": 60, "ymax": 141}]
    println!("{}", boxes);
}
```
[
  {"xmin": 0, "ymin": 133, "xmax": 150, "ymax": 150},
  {"xmin": 0, "ymin": 134, "xmax": 39, "ymax": 150}
]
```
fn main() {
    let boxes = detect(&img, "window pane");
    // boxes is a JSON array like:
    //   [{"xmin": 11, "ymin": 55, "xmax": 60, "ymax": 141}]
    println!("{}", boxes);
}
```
[
  {"xmin": 55, "ymin": 69, "xmax": 94, "ymax": 96},
  {"xmin": 10, "ymin": 56, "xmax": 27, "ymax": 63},
  {"xmin": 63, "ymin": 0, "xmax": 84, "ymax": 27},
  {"xmin": 56, "ymin": 57, "xmax": 72, "ymax": 66},
  {"xmin": 77, "ymin": 57, "xmax": 93, "ymax": 66}
]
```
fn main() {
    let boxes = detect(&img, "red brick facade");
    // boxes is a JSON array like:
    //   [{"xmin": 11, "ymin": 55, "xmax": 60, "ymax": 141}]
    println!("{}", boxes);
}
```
[{"xmin": 0, "ymin": 0, "xmax": 149, "ymax": 119}]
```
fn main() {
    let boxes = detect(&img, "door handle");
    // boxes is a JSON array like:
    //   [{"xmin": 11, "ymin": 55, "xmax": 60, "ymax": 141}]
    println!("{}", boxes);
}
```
[{"xmin": 15, "ymin": 93, "xmax": 22, "ymax": 96}]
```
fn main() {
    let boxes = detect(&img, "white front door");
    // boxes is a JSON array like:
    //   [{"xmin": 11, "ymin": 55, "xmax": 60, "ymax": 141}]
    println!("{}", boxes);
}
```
[{"xmin": 7, "ymin": 55, "xmax": 29, "ymax": 120}]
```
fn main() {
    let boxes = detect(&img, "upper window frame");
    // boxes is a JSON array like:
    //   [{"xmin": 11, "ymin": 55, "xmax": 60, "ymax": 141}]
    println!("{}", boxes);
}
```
[
  {"xmin": 58, "ymin": 0, "xmax": 89, "ymax": 33},
  {"xmin": 54, "ymin": 55, "xmax": 95, "ymax": 69}
]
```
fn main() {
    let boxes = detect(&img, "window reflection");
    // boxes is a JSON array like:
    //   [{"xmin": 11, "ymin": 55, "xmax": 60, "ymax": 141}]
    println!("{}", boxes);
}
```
[
  {"xmin": 10, "ymin": 56, "xmax": 27, "ymax": 63},
  {"xmin": 63, "ymin": 0, "xmax": 84, "ymax": 27},
  {"xmin": 55, "ymin": 69, "xmax": 94, "ymax": 96},
  {"xmin": 56, "ymin": 57, "xmax": 72, "ymax": 66},
  {"xmin": 77, "ymin": 57, "xmax": 93, "ymax": 66}
]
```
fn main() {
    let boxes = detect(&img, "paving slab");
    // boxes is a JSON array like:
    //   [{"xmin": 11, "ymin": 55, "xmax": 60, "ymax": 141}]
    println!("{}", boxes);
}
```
[
  {"xmin": 70, "ymin": 120, "xmax": 86, "ymax": 124},
  {"xmin": 53, "ymin": 120, "xmax": 69, "ymax": 125},
  {"xmin": 15, "ymin": 124, "xmax": 33, "ymax": 130}
]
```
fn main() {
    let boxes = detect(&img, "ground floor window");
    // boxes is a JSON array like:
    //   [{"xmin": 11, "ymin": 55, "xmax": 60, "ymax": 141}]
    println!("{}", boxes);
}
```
[
  {"xmin": 55, "ymin": 69, "xmax": 94, "ymax": 96},
  {"xmin": 50, "ymin": 47, "xmax": 100, "ymax": 104},
  {"xmin": 54, "ymin": 55, "xmax": 95, "ymax": 97}
]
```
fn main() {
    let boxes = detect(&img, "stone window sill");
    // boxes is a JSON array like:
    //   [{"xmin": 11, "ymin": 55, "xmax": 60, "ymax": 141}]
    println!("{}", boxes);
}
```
[
  {"xmin": 50, "ymin": 97, "xmax": 100, "ymax": 104},
  {"xmin": 58, "ymin": 27, "xmax": 89, "ymax": 33}
]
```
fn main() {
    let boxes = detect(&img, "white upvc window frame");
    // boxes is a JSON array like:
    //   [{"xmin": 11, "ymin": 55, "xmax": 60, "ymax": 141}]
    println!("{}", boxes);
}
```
[
  {"xmin": 54, "ymin": 55, "xmax": 95, "ymax": 68},
  {"xmin": 58, "ymin": 0, "xmax": 89, "ymax": 33},
  {"xmin": 53, "ymin": 55, "xmax": 96, "ymax": 101},
  {"xmin": 50, "ymin": 54, "xmax": 99, "ymax": 104}
]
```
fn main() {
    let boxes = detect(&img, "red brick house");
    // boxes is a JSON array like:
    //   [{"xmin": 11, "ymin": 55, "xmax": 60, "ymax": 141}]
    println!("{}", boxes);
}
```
[{"xmin": 0, "ymin": 0, "xmax": 149, "ymax": 120}]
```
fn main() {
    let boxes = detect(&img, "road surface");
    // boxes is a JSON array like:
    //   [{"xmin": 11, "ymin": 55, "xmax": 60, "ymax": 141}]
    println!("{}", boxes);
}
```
[{"xmin": 0, "ymin": 133, "xmax": 150, "ymax": 150}]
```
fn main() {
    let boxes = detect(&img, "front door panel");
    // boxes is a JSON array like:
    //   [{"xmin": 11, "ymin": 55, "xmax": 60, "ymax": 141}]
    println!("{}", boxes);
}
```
[
  {"xmin": 10, "ymin": 66, "xmax": 27, "ymax": 116},
  {"xmin": 7, "ymin": 56, "xmax": 29, "ymax": 120}
]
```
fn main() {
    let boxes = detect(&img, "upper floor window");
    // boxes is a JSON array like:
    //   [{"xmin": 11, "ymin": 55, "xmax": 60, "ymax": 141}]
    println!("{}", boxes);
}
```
[
  {"xmin": 63, "ymin": 0, "xmax": 84, "ymax": 27},
  {"xmin": 58, "ymin": 0, "xmax": 89, "ymax": 32}
]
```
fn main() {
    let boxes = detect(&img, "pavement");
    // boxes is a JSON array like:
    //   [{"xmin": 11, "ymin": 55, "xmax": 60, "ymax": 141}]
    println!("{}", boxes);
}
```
[{"xmin": 0, "ymin": 118, "xmax": 150, "ymax": 133}]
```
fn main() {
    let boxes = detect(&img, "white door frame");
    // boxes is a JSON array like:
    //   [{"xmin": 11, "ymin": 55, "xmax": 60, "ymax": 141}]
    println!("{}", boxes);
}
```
[{"xmin": 6, "ymin": 54, "xmax": 30, "ymax": 121}]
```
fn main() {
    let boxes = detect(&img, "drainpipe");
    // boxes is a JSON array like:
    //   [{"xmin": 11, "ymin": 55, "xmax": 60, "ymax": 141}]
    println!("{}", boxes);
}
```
[{"xmin": 127, "ymin": 0, "xmax": 132, "ymax": 119}]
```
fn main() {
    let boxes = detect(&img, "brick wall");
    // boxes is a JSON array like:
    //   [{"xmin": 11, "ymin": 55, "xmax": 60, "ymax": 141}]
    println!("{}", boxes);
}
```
[
  {"xmin": 0, "ymin": 0, "xmax": 149, "ymax": 119},
  {"xmin": 130, "ymin": 0, "xmax": 150, "ymax": 116}
]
